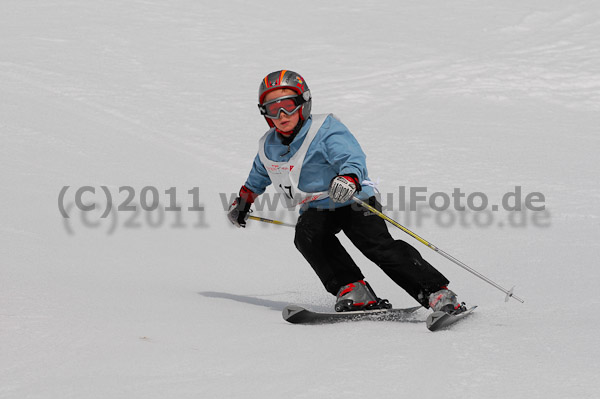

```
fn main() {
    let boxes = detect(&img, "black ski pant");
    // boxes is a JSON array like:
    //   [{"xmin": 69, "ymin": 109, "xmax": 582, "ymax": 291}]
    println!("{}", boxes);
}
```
[{"xmin": 294, "ymin": 196, "xmax": 449, "ymax": 307}]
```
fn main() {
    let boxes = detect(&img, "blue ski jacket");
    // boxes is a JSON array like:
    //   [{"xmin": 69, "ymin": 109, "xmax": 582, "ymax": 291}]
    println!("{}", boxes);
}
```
[{"xmin": 244, "ymin": 114, "xmax": 375, "ymax": 210}]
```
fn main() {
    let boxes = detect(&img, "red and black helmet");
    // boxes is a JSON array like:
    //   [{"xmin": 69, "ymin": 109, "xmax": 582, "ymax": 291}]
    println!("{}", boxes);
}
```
[{"xmin": 258, "ymin": 70, "xmax": 312, "ymax": 127}]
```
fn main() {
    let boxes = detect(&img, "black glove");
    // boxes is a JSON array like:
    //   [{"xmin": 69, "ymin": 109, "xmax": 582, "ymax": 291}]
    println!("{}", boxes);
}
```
[{"xmin": 227, "ymin": 197, "xmax": 252, "ymax": 228}]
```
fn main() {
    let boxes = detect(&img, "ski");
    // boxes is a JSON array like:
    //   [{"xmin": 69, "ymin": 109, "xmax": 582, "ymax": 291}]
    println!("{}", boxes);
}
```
[
  {"xmin": 282, "ymin": 305, "xmax": 422, "ymax": 325},
  {"xmin": 426, "ymin": 306, "xmax": 477, "ymax": 331}
]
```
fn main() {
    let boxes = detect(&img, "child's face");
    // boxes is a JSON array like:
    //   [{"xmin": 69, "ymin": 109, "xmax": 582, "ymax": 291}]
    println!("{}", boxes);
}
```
[{"xmin": 263, "ymin": 89, "xmax": 301, "ymax": 135}]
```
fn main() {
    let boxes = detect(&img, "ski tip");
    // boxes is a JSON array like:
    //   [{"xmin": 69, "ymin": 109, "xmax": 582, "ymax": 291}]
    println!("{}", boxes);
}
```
[
  {"xmin": 282, "ymin": 305, "xmax": 306, "ymax": 323},
  {"xmin": 426, "ymin": 306, "xmax": 477, "ymax": 331},
  {"xmin": 405, "ymin": 305, "xmax": 424, "ymax": 314},
  {"xmin": 426, "ymin": 311, "xmax": 447, "ymax": 330}
]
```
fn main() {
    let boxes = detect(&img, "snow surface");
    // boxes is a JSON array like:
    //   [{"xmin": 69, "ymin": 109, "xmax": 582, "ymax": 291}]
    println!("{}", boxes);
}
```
[{"xmin": 2, "ymin": 0, "xmax": 600, "ymax": 398}]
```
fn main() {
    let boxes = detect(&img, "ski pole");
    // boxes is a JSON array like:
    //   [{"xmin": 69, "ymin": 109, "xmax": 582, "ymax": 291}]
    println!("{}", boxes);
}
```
[
  {"xmin": 352, "ymin": 196, "xmax": 525, "ymax": 303},
  {"xmin": 248, "ymin": 215, "xmax": 296, "ymax": 228}
]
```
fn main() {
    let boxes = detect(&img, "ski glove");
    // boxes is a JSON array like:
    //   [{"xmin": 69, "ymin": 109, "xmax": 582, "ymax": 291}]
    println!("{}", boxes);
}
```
[
  {"xmin": 328, "ymin": 175, "xmax": 361, "ymax": 203},
  {"xmin": 227, "ymin": 198, "xmax": 251, "ymax": 227},
  {"xmin": 227, "ymin": 185, "xmax": 257, "ymax": 228}
]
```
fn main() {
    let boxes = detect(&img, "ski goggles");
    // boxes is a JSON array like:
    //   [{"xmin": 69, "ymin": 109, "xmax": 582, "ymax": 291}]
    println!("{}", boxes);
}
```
[{"xmin": 258, "ymin": 94, "xmax": 306, "ymax": 119}]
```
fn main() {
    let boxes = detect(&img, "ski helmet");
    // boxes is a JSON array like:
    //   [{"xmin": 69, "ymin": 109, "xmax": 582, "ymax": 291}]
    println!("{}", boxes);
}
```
[{"xmin": 258, "ymin": 70, "xmax": 311, "ymax": 128}]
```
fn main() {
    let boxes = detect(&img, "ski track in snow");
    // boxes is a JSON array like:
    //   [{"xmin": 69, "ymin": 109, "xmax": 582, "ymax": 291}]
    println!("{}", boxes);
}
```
[{"xmin": 1, "ymin": 1, "xmax": 599, "ymax": 398}]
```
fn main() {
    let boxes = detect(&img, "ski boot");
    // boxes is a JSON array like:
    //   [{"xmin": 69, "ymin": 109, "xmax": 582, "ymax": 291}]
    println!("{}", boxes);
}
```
[
  {"xmin": 428, "ymin": 288, "xmax": 466, "ymax": 314},
  {"xmin": 335, "ymin": 280, "xmax": 392, "ymax": 312}
]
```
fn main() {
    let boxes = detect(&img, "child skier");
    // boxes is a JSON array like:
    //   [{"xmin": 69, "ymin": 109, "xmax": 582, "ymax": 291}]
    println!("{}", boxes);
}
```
[{"xmin": 228, "ymin": 70, "xmax": 464, "ymax": 314}]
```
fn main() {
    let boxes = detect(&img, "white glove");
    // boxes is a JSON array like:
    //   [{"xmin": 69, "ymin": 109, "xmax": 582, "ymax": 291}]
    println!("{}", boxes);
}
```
[{"xmin": 329, "ymin": 175, "xmax": 358, "ymax": 203}]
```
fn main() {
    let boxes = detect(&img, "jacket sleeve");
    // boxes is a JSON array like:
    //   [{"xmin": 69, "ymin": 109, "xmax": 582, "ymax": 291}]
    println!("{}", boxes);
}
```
[
  {"xmin": 322, "ymin": 119, "xmax": 369, "ymax": 184},
  {"xmin": 243, "ymin": 153, "xmax": 272, "ymax": 195}
]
